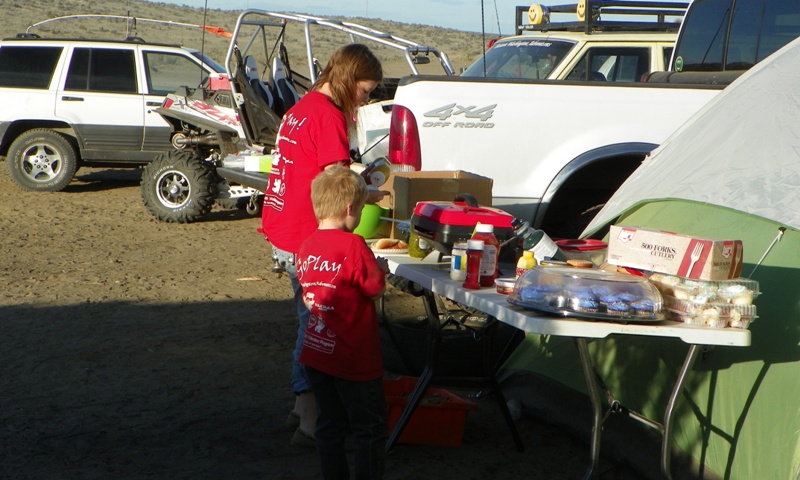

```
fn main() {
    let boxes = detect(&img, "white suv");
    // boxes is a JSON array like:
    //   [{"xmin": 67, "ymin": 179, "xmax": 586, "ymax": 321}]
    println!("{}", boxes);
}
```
[{"xmin": 0, "ymin": 35, "xmax": 224, "ymax": 191}]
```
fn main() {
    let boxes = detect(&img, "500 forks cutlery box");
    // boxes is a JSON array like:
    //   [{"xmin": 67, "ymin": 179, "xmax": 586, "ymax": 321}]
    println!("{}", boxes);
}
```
[{"xmin": 607, "ymin": 225, "xmax": 743, "ymax": 280}]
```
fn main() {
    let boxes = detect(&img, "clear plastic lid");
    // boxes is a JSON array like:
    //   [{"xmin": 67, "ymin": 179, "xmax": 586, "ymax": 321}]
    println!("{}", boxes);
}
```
[{"xmin": 507, "ymin": 266, "xmax": 664, "ymax": 322}]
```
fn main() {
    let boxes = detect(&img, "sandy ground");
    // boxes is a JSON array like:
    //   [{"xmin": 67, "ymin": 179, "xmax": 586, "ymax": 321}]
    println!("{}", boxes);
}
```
[{"xmin": 0, "ymin": 166, "xmax": 646, "ymax": 479}]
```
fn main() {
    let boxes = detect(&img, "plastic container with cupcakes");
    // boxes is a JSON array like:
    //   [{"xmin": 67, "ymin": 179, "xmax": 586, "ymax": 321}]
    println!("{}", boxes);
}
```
[{"xmin": 507, "ymin": 266, "xmax": 664, "ymax": 322}]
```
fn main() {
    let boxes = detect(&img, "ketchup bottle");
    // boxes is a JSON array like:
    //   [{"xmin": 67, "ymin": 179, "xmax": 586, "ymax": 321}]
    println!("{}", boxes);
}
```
[
  {"xmin": 472, "ymin": 223, "xmax": 500, "ymax": 287},
  {"xmin": 462, "ymin": 239, "xmax": 484, "ymax": 290}
]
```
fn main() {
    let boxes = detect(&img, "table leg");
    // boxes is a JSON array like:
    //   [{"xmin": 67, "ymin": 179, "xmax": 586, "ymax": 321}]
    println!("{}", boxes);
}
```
[
  {"xmin": 385, "ymin": 290, "xmax": 441, "ymax": 453},
  {"xmin": 575, "ymin": 338, "xmax": 604, "ymax": 480},
  {"xmin": 661, "ymin": 344, "xmax": 700, "ymax": 480},
  {"xmin": 385, "ymin": 366, "xmax": 434, "ymax": 452}
]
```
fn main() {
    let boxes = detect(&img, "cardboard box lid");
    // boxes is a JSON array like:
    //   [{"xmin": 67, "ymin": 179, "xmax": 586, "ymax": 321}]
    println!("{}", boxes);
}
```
[
  {"xmin": 377, "ymin": 170, "xmax": 493, "ymax": 239},
  {"xmin": 379, "ymin": 170, "xmax": 493, "ymax": 216}
]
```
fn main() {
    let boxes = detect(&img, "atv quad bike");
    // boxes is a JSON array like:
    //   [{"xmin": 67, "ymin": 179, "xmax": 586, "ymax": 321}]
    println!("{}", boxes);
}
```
[{"xmin": 140, "ymin": 10, "xmax": 454, "ymax": 223}]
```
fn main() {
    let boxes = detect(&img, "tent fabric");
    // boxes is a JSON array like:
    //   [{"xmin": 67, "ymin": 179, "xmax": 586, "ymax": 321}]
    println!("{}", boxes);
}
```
[
  {"xmin": 505, "ymin": 36, "xmax": 800, "ymax": 478},
  {"xmin": 584, "ymin": 36, "xmax": 800, "ymax": 236}
]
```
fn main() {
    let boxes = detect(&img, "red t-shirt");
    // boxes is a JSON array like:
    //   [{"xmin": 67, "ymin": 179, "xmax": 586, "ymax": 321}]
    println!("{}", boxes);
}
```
[
  {"xmin": 297, "ymin": 229, "xmax": 386, "ymax": 381},
  {"xmin": 262, "ymin": 91, "xmax": 350, "ymax": 253}
]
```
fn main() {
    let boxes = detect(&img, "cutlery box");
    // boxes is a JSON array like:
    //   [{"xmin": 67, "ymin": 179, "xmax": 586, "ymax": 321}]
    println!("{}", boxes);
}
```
[{"xmin": 607, "ymin": 225, "xmax": 743, "ymax": 280}]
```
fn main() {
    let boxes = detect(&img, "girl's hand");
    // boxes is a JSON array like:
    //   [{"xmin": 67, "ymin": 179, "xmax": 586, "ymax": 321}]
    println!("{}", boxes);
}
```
[{"xmin": 367, "ymin": 186, "xmax": 389, "ymax": 204}]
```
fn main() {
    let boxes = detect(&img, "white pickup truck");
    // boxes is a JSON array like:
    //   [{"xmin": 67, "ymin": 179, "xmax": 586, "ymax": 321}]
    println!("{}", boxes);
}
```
[{"xmin": 384, "ymin": 0, "xmax": 800, "ymax": 237}]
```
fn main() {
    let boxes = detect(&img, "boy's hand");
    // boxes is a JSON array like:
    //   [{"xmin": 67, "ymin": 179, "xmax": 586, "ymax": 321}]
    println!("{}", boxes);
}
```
[{"xmin": 375, "ymin": 256, "xmax": 390, "ymax": 274}]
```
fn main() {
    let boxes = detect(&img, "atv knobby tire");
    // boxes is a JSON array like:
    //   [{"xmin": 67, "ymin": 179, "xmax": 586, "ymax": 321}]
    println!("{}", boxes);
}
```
[{"xmin": 140, "ymin": 150, "xmax": 217, "ymax": 223}]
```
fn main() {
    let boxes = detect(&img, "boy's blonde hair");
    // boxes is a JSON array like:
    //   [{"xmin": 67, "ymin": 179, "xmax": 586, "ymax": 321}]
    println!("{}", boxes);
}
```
[{"xmin": 311, "ymin": 167, "xmax": 369, "ymax": 221}]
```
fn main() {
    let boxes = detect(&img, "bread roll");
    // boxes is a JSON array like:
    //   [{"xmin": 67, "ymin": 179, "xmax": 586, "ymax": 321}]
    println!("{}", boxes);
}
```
[{"xmin": 373, "ymin": 239, "xmax": 408, "ymax": 250}]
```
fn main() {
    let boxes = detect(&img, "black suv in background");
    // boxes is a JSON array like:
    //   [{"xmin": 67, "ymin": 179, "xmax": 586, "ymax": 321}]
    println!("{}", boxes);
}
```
[{"xmin": 651, "ymin": 0, "xmax": 800, "ymax": 84}]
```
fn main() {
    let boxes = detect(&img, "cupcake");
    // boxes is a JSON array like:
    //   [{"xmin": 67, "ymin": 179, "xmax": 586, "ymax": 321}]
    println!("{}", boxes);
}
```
[
  {"xmin": 630, "ymin": 300, "xmax": 656, "ymax": 317},
  {"xmin": 573, "ymin": 298, "xmax": 599, "ymax": 314},
  {"xmin": 597, "ymin": 293, "xmax": 620, "ymax": 307},
  {"xmin": 617, "ymin": 292, "xmax": 638, "ymax": 304},
  {"xmin": 519, "ymin": 286, "xmax": 546, "ymax": 304},
  {"xmin": 606, "ymin": 302, "xmax": 630, "ymax": 317}
]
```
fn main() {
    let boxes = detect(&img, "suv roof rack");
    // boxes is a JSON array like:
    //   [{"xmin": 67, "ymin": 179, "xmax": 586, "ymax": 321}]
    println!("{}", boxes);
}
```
[
  {"xmin": 22, "ymin": 14, "xmax": 232, "ymax": 42},
  {"xmin": 515, "ymin": 1, "xmax": 688, "ymax": 36}
]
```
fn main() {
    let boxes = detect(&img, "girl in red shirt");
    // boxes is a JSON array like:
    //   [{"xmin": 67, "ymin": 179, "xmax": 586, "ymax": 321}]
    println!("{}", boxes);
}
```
[{"xmin": 260, "ymin": 44, "xmax": 384, "ymax": 448}]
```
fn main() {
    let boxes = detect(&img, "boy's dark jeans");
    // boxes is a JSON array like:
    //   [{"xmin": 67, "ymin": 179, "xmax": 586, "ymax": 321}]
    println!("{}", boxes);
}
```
[{"xmin": 305, "ymin": 367, "xmax": 387, "ymax": 480}]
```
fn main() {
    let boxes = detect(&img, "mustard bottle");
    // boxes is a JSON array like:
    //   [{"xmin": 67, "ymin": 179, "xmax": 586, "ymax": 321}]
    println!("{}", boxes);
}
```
[{"xmin": 515, "ymin": 250, "xmax": 537, "ymax": 279}]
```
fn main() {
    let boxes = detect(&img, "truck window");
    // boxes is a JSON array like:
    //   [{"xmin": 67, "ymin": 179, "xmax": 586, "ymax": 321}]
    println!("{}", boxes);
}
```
[
  {"xmin": 65, "ymin": 48, "xmax": 138, "ymax": 93},
  {"xmin": 144, "ymin": 51, "xmax": 208, "ymax": 96},
  {"xmin": 567, "ymin": 47, "xmax": 650, "ymax": 82},
  {"xmin": 461, "ymin": 39, "xmax": 574, "ymax": 79},
  {"xmin": 0, "ymin": 46, "xmax": 62, "ymax": 89},
  {"xmin": 674, "ymin": 0, "xmax": 800, "ymax": 72}
]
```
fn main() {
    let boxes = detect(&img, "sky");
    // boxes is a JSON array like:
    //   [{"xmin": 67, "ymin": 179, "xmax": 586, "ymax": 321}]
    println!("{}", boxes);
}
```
[{"xmin": 165, "ymin": 0, "xmax": 566, "ymax": 36}]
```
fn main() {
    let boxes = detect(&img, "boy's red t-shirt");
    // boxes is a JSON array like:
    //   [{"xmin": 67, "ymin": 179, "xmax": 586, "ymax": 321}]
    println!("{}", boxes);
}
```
[
  {"xmin": 261, "ymin": 91, "xmax": 350, "ymax": 253},
  {"xmin": 297, "ymin": 229, "xmax": 385, "ymax": 381}
]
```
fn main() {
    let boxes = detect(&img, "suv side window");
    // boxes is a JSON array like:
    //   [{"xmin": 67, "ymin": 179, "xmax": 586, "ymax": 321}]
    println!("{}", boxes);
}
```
[
  {"xmin": 0, "ymin": 46, "xmax": 63, "ymax": 88},
  {"xmin": 567, "ymin": 47, "xmax": 650, "ymax": 82},
  {"xmin": 65, "ymin": 48, "xmax": 137, "ymax": 93},
  {"xmin": 144, "ymin": 51, "xmax": 207, "ymax": 95},
  {"xmin": 674, "ymin": 0, "xmax": 800, "ymax": 72}
]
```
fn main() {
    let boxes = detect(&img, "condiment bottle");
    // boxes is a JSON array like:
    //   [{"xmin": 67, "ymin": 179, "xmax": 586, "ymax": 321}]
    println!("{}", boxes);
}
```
[
  {"xmin": 407, "ymin": 231, "xmax": 433, "ymax": 258},
  {"xmin": 515, "ymin": 250, "xmax": 537, "ymax": 278},
  {"xmin": 471, "ymin": 223, "xmax": 499, "ymax": 287},
  {"xmin": 522, "ymin": 228, "xmax": 567, "ymax": 262},
  {"xmin": 450, "ymin": 241, "xmax": 468, "ymax": 281},
  {"xmin": 462, "ymin": 239, "xmax": 484, "ymax": 290}
]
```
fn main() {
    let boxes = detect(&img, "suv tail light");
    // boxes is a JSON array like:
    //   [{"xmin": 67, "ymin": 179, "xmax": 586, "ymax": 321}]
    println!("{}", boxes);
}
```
[{"xmin": 388, "ymin": 105, "xmax": 421, "ymax": 171}]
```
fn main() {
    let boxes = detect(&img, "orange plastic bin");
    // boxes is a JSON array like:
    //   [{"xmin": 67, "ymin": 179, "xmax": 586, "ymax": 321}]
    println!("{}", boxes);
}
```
[{"xmin": 384, "ymin": 376, "xmax": 477, "ymax": 447}]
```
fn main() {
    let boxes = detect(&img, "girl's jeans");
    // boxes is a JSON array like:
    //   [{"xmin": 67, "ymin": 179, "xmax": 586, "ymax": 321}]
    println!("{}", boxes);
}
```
[{"xmin": 273, "ymin": 246, "xmax": 312, "ymax": 395}]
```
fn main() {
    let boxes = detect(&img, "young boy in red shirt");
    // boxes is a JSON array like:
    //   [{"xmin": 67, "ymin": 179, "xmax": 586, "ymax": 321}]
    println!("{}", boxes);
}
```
[{"xmin": 297, "ymin": 166, "xmax": 389, "ymax": 479}]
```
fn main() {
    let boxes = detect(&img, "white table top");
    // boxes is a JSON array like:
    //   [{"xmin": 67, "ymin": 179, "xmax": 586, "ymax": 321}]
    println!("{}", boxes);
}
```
[{"xmin": 380, "ymin": 252, "xmax": 751, "ymax": 347}]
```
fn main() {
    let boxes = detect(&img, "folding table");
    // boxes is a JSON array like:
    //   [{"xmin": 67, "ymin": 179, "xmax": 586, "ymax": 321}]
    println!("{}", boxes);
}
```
[{"xmin": 380, "ymin": 253, "xmax": 751, "ymax": 480}]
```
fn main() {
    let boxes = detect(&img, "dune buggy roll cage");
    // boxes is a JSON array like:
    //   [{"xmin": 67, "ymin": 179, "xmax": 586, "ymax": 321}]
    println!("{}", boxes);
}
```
[{"xmin": 223, "ymin": 10, "xmax": 455, "ymax": 92}]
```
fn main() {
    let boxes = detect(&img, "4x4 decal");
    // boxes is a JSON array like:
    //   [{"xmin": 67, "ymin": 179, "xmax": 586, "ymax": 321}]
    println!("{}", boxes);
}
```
[{"xmin": 422, "ymin": 103, "xmax": 496, "ymax": 129}]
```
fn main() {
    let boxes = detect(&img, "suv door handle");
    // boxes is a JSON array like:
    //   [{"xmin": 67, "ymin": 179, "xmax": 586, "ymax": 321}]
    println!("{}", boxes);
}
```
[
  {"xmin": 61, "ymin": 96, "xmax": 84, "ymax": 101},
  {"xmin": 146, "ymin": 101, "xmax": 162, "ymax": 106}
]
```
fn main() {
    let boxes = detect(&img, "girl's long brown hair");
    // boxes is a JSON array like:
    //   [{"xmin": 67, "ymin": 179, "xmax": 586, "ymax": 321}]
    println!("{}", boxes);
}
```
[{"xmin": 313, "ymin": 44, "xmax": 383, "ymax": 132}]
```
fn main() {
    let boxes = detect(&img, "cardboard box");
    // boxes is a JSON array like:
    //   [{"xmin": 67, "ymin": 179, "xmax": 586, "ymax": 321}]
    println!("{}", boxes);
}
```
[
  {"xmin": 378, "ymin": 170, "xmax": 493, "ymax": 238},
  {"xmin": 384, "ymin": 376, "xmax": 477, "ymax": 447},
  {"xmin": 607, "ymin": 225, "xmax": 743, "ymax": 280}
]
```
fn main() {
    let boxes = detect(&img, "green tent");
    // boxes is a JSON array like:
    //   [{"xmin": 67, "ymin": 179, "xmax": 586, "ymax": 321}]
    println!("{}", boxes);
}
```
[{"xmin": 506, "ymin": 36, "xmax": 800, "ymax": 479}]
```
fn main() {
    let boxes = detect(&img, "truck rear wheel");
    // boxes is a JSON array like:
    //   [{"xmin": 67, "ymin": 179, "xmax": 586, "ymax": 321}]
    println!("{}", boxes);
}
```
[
  {"xmin": 7, "ymin": 129, "xmax": 78, "ymax": 192},
  {"xmin": 140, "ymin": 150, "xmax": 217, "ymax": 223}
]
